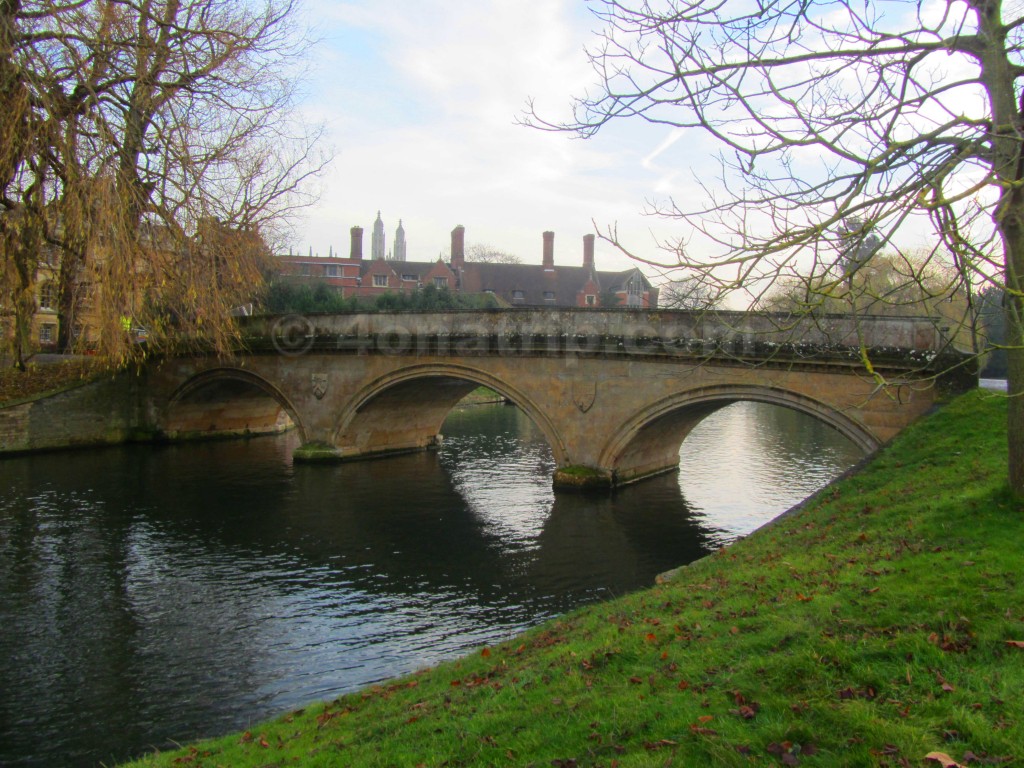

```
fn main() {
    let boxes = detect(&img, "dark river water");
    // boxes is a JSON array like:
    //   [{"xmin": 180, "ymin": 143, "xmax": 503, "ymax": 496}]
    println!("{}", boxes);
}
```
[{"xmin": 0, "ymin": 401, "xmax": 862, "ymax": 767}]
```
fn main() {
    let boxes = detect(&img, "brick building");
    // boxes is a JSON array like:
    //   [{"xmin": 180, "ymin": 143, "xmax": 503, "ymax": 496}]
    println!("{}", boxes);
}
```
[{"xmin": 277, "ymin": 224, "xmax": 659, "ymax": 308}]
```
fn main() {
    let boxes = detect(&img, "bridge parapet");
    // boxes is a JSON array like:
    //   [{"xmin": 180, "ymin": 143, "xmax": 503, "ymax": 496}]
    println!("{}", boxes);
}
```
[{"xmin": 240, "ymin": 309, "xmax": 966, "ymax": 375}]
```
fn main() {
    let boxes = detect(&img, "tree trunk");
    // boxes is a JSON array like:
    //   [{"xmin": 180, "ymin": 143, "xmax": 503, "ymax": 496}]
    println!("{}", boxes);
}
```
[
  {"xmin": 56, "ymin": 249, "xmax": 79, "ymax": 352},
  {"xmin": 973, "ymin": 0, "xmax": 1024, "ymax": 497},
  {"xmin": 1005, "ymin": 247, "xmax": 1024, "ymax": 496}
]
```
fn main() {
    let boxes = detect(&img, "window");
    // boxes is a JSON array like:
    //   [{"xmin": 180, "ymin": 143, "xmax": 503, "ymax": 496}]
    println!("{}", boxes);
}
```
[
  {"xmin": 543, "ymin": 291, "xmax": 556, "ymax": 302},
  {"xmin": 434, "ymin": 277, "xmax": 448, "ymax": 289},
  {"xmin": 401, "ymin": 273, "xmax": 418, "ymax": 281},
  {"xmin": 39, "ymin": 323, "xmax": 56, "ymax": 344},
  {"xmin": 299, "ymin": 263, "xmax": 311, "ymax": 276},
  {"xmin": 373, "ymin": 274, "xmax": 388, "ymax": 287},
  {"xmin": 585, "ymin": 294, "xmax": 596, "ymax": 306},
  {"xmin": 76, "ymin": 282, "xmax": 94, "ymax": 310},
  {"xmin": 39, "ymin": 282, "xmax": 56, "ymax": 310},
  {"xmin": 511, "ymin": 290, "xmax": 525, "ymax": 301},
  {"xmin": 325, "ymin": 265, "xmax": 340, "ymax": 277}
]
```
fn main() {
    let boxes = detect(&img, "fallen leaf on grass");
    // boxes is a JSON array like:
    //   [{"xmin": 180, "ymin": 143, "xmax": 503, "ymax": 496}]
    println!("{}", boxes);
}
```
[
  {"xmin": 730, "ymin": 704, "xmax": 758, "ymax": 719},
  {"xmin": 1005, "ymin": 640, "xmax": 1024, "ymax": 648},
  {"xmin": 643, "ymin": 739, "xmax": 678, "ymax": 750},
  {"xmin": 924, "ymin": 752, "xmax": 965, "ymax": 767}
]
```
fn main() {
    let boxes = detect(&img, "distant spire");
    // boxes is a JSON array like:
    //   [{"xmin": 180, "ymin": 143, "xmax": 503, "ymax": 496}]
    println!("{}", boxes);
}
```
[
  {"xmin": 393, "ymin": 219, "xmax": 407, "ymax": 261},
  {"xmin": 372, "ymin": 211, "xmax": 386, "ymax": 260},
  {"xmin": 329, "ymin": 245, "xmax": 333, "ymax": 257}
]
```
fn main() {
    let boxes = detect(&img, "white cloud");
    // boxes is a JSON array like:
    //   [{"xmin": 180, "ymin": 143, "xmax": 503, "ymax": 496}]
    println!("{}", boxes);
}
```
[{"xmin": 290, "ymin": 0, "xmax": 694, "ymax": 272}]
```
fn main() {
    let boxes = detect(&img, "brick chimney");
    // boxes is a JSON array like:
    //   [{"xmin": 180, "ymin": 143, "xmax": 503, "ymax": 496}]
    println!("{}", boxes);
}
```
[
  {"xmin": 543, "ymin": 231, "xmax": 555, "ymax": 271},
  {"xmin": 350, "ymin": 226, "xmax": 364, "ymax": 261},
  {"xmin": 583, "ymin": 234, "xmax": 595, "ymax": 270},
  {"xmin": 451, "ymin": 225, "xmax": 466, "ymax": 269}
]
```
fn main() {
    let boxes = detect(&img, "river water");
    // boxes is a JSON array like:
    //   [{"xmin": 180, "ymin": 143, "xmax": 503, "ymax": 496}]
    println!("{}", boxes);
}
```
[{"xmin": 0, "ymin": 401, "xmax": 862, "ymax": 767}]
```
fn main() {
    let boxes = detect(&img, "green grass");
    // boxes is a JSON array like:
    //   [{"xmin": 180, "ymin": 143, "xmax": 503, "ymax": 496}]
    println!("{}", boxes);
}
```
[{"xmin": 123, "ymin": 390, "xmax": 1023, "ymax": 767}]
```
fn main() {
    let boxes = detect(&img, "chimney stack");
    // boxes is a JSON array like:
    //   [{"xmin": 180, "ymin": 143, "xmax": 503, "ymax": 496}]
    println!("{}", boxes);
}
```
[
  {"xmin": 451, "ymin": 225, "xmax": 466, "ymax": 269},
  {"xmin": 543, "ymin": 231, "xmax": 555, "ymax": 270},
  {"xmin": 583, "ymin": 234, "xmax": 595, "ymax": 270},
  {"xmin": 350, "ymin": 226, "xmax": 364, "ymax": 261}
]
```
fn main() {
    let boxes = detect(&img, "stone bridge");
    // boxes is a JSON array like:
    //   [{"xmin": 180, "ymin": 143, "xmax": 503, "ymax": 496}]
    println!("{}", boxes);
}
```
[{"xmin": 139, "ymin": 309, "xmax": 974, "ymax": 490}]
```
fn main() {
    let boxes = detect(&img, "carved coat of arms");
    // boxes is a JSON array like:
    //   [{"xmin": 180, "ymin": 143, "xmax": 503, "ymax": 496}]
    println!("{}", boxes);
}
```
[
  {"xmin": 312, "ymin": 373, "xmax": 328, "ymax": 400},
  {"xmin": 572, "ymin": 382, "xmax": 597, "ymax": 413}
]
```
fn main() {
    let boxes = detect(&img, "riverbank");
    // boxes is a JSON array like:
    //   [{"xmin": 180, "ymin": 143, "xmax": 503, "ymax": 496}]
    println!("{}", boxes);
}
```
[
  {"xmin": 0, "ymin": 356, "xmax": 102, "ymax": 406},
  {"xmin": 124, "ymin": 389, "xmax": 1022, "ymax": 768},
  {"xmin": 457, "ymin": 385, "xmax": 508, "ymax": 405}
]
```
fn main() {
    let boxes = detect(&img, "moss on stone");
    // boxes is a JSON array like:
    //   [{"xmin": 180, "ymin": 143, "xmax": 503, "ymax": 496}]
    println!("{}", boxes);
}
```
[
  {"xmin": 293, "ymin": 441, "xmax": 343, "ymax": 463},
  {"xmin": 552, "ymin": 465, "xmax": 613, "ymax": 491}
]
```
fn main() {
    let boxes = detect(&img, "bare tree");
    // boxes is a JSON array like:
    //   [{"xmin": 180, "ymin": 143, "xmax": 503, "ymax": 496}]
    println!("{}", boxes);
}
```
[
  {"xmin": 765, "ymin": 248, "xmax": 974, "ymax": 341},
  {"xmin": 1, "ymin": 0, "xmax": 117, "ymax": 368},
  {"xmin": 439, "ymin": 243, "xmax": 522, "ymax": 264},
  {"xmin": 1, "ymin": 0, "xmax": 325, "ymax": 368},
  {"xmin": 659, "ymin": 273, "xmax": 720, "ymax": 310},
  {"xmin": 529, "ymin": 1, "xmax": 1024, "ymax": 496},
  {"xmin": 466, "ymin": 243, "xmax": 522, "ymax": 264}
]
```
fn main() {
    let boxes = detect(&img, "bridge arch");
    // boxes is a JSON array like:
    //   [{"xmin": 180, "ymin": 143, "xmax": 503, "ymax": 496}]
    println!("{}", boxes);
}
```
[
  {"xmin": 164, "ymin": 367, "xmax": 304, "ymax": 441},
  {"xmin": 331, "ymin": 363, "xmax": 568, "ymax": 465},
  {"xmin": 599, "ymin": 385, "xmax": 879, "ymax": 486}
]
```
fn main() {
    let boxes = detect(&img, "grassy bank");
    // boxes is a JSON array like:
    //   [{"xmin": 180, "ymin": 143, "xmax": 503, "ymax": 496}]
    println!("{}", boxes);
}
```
[{"xmin": 125, "ymin": 390, "xmax": 1022, "ymax": 767}]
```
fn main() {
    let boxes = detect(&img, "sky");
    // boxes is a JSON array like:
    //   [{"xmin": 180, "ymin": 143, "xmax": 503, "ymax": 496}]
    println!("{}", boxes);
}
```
[{"xmin": 290, "ymin": 0, "xmax": 714, "ymax": 278}]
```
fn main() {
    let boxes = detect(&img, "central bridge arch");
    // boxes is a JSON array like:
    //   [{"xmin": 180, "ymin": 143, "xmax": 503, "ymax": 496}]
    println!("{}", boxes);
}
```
[
  {"xmin": 599, "ymin": 385, "xmax": 879, "ymax": 486},
  {"xmin": 331, "ymin": 363, "xmax": 569, "ymax": 464}
]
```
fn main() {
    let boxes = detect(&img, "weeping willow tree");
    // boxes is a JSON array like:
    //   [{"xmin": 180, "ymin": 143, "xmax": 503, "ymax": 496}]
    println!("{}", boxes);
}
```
[
  {"xmin": 1, "ymin": 0, "xmax": 324, "ymax": 369},
  {"xmin": 530, "ymin": 0, "xmax": 1024, "ymax": 496}
]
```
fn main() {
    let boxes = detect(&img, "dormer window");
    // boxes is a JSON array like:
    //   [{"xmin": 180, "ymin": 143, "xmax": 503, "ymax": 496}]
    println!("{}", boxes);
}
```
[
  {"xmin": 511, "ymin": 290, "xmax": 525, "ymax": 302},
  {"xmin": 543, "ymin": 291, "xmax": 555, "ymax": 302}
]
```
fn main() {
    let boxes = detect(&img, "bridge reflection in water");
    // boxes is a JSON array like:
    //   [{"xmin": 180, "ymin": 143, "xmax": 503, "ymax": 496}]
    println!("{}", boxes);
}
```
[{"xmin": 0, "ymin": 398, "xmax": 860, "ymax": 768}]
